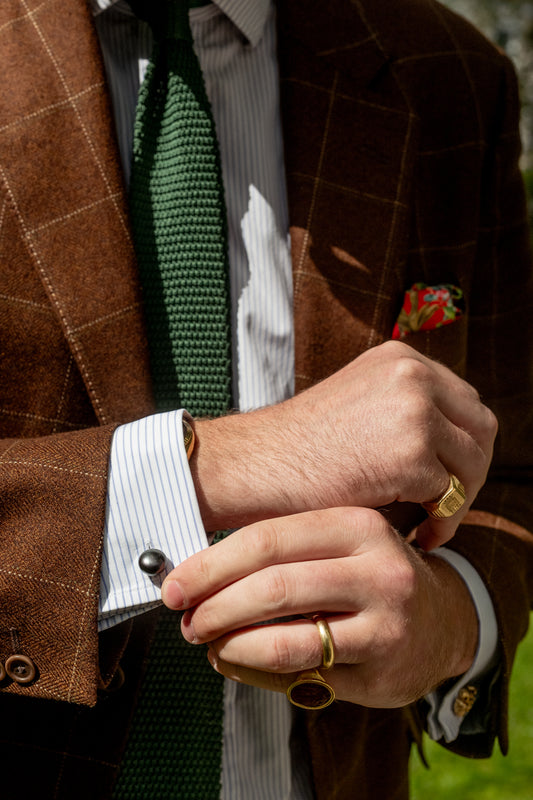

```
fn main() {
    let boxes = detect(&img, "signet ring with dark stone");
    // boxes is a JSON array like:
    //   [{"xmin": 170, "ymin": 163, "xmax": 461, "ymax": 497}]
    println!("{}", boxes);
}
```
[{"xmin": 287, "ymin": 615, "xmax": 336, "ymax": 711}]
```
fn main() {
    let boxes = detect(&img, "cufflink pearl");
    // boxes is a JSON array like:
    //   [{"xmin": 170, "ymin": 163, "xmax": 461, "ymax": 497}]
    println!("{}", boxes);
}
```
[{"xmin": 138, "ymin": 548, "xmax": 167, "ymax": 576}]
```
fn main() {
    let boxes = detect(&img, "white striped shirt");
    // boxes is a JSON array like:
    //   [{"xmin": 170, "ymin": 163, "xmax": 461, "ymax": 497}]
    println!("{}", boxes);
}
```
[{"xmin": 91, "ymin": 1, "xmax": 497, "ymax": 795}]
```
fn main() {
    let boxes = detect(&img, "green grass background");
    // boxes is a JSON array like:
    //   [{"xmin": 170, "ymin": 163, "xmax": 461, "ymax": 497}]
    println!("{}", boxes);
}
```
[{"xmin": 410, "ymin": 617, "xmax": 533, "ymax": 799}]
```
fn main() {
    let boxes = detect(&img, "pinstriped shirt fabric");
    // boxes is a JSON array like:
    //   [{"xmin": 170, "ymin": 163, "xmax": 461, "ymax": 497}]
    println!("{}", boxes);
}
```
[
  {"xmin": 93, "ymin": 2, "xmax": 308, "ymax": 798},
  {"xmin": 99, "ymin": 409, "xmax": 206, "ymax": 626}
]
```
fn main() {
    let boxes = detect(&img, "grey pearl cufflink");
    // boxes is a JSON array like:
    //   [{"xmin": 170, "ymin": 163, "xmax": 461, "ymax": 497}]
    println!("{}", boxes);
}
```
[{"xmin": 138, "ymin": 548, "xmax": 167, "ymax": 576}]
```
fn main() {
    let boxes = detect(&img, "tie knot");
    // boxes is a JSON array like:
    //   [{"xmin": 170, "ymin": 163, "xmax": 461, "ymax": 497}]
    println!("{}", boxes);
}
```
[{"xmin": 129, "ymin": 0, "xmax": 192, "ymax": 42}]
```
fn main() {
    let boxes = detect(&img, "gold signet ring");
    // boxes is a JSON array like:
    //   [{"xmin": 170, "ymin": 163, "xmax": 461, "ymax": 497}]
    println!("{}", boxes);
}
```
[
  {"xmin": 287, "ymin": 669, "xmax": 336, "ymax": 710},
  {"xmin": 422, "ymin": 473, "xmax": 466, "ymax": 519},
  {"xmin": 286, "ymin": 616, "xmax": 336, "ymax": 710}
]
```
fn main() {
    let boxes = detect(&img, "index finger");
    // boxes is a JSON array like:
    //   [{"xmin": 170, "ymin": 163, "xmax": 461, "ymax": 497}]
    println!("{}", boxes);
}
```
[{"xmin": 161, "ymin": 507, "xmax": 386, "ymax": 610}]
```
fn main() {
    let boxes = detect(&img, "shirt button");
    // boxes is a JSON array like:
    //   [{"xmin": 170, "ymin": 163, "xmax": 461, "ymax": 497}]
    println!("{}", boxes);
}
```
[
  {"xmin": 138, "ymin": 548, "xmax": 167, "ymax": 576},
  {"xmin": 5, "ymin": 654, "xmax": 37, "ymax": 685}
]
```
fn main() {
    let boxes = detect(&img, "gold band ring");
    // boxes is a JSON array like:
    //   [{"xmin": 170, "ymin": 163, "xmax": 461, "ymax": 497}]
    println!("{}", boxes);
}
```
[
  {"xmin": 286, "ymin": 615, "xmax": 336, "ymax": 710},
  {"xmin": 422, "ymin": 473, "xmax": 466, "ymax": 519},
  {"xmin": 311, "ymin": 615, "xmax": 335, "ymax": 670}
]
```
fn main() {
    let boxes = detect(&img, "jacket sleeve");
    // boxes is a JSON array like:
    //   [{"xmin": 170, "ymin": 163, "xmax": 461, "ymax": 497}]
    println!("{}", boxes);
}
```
[
  {"xmin": 436, "ymin": 52, "xmax": 533, "ymax": 758},
  {"xmin": 0, "ymin": 424, "xmax": 133, "ymax": 706}
]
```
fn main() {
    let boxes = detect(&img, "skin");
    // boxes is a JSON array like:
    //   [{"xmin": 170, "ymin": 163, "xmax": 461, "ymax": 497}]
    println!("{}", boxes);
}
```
[
  {"xmin": 190, "ymin": 340, "xmax": 497, "ymax": 550},
  {"xmin": 162, "ymin": 508, "xmax": 479, "ymax": 706},
  {"xmin": 162, "ymin": 341, "xmax": 497, "ymax": 705}
]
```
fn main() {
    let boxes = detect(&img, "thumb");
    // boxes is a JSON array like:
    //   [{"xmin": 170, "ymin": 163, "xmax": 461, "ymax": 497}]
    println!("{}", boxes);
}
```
[{"xmin": 414, "ymin": 516, "xmax": 459, "ymax": 551}]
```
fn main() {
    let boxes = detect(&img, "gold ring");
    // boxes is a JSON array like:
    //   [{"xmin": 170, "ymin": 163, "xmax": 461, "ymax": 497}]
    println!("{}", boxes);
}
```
[
  {"xmin": 422, "ymin": 473, "xmax": 466, "ymax": 519},
  {"xmin": 311, "ymin": 615, "xmax": 335, "ymax": 670},
  {"xmin": 287, "ymin": 669, "xmax": 336, "ymax": 710},
  {"xmin": 286, "ymin": 615, "xmax": 336, "ymax": 710}
]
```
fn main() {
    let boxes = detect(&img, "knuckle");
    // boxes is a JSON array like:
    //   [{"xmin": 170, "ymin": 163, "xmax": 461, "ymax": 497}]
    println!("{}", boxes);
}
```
[
  {"xmin": 336, "ymin": 505, "xmax": 371, "ymax": 529},
  {"xmin": 457, "ymin": 375, "xmax": 481, "ymax": 404},
  {"xmin": 251, "ymin": 521, "xmax": 280, "ymax": 561},
  {"xmin": 263, "ymin": 567, "xmax": 290, "ymax": 613},
  {"xmin": 194, "ymin": 551, "xmax": 214, "ymax": 587},
  {"xmin": 358, "ymin": 506, "xmax": 390, "ymax": 536},
  {"xmin": 484, "ymin": 406, "xmax": 499, "ymax": 439},
  {"xmin": 464, "ymin": 404, "xmax": 498, "ymax": 469},
  {"xmin": 469, "ymin": 383, "xmax": 481, "ymax": 403},
  {"xmin": 269, "ymin": 635, "xmax": 293, "ymax": 671},
  {"xmin": 390, "ymin": 353, "xmax": 431, "ymax": 389},
  {"xmin": 188, "ymin": 608, "xmax": 214, "ymax": 641},
  {"xmin": 385, "ymin": 556, "xmax": 418, "ymax": 608},
  {"xmin": 379, "ymin": 339, "xmax": 412, "ymax": 360},
  {"xmin": 341, "ymin": 506, "xmax": 389, "ymax": 548}
]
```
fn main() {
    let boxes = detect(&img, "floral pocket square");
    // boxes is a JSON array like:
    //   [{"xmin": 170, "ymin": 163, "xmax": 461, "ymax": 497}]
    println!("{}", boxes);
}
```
[{"xmin": 392, "ymin": 282, "xmax": 463, "ymax": 340}]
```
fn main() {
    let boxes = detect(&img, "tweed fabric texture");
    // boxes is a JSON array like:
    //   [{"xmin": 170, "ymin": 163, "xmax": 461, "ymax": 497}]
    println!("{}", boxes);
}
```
[
  {"xmin": 115, "ymin": 3, "xmax": 227, "ymax": 797},
  {"xmin": 0, "ymin": 1, "xmax": 532, "ymax": 798}
]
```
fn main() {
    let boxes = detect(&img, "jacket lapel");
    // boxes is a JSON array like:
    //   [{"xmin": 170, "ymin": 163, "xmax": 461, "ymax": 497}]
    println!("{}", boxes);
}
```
[
  {"xmin": 2, "ymin": 0, "xmax": 418, "ymax": 418},
  {"xmin": 0, "ymin": 0, "xmax": 153, "ymax": 425},
  {"xmin": 278, "ymin": 0, "xmax": 419, "ymax": 392}
]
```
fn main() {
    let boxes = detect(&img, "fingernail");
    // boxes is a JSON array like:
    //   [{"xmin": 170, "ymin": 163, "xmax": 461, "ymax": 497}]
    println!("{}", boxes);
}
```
[
  {"xmin": 181, "ymin": 610, "xmax": 198, "ymax": 643},
  {"xmin": 161, "ymin": 579, "xmax": 185, "ymax": 610},
  {"xmin": 207, "ymin": 647, "xmax": 219, "ymax": 672}
]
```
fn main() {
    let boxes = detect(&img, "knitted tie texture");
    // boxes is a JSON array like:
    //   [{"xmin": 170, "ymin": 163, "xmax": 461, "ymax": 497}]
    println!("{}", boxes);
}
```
[
  {"xmin": 129, "ymin": 0, "xmax": 232, "ymax": 415},
  {"xmin": 113, "ymin": 3, "xmax": 228, "ymax": 798}
]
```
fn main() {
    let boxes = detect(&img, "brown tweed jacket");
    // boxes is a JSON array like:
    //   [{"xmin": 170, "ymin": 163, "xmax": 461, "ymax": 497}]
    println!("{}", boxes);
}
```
[{"xmin": 0, "ymin": 0, "xmax": 532, "ymax": 798}]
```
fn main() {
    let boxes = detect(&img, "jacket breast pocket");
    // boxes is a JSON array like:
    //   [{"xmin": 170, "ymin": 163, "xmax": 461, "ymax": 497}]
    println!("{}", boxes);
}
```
[{"xmin": 396, "ymin": 314, "xmax": 468, "ymax": 378}]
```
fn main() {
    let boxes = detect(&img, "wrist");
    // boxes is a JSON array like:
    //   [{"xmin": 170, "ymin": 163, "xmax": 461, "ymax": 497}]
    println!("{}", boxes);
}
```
[
  {"xmin": 189, "ymin": 407, "xmax": 296, "ymax": 531},
  {"xmin": 425, "ymin": 553, "xmax": 479, "ymax": 679}
]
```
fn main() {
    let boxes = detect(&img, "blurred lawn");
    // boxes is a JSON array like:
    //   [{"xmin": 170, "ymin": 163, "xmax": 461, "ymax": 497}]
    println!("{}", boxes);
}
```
[{"xmin": 410, "ymin": 616, "xmax": 533, "ymax": 799}]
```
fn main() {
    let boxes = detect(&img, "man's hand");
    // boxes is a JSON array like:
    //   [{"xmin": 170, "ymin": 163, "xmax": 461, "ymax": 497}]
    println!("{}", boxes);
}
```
[
  {"xmin": 192, "ymin": 341, "xmax": 497, "ymax": 548},
  {"xmin": 162, "ymin": 507, "xmax": 478, "ymax": 708}
]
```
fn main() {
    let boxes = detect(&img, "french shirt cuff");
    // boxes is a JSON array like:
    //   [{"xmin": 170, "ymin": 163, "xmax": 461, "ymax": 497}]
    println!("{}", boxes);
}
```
[
  {"xmin": 425, "ymin": 547, "xmax": 499, "ymax": 742},
  {"xmin": 98, "ymin": 409, "xmax": 207, "ymax": 631}
]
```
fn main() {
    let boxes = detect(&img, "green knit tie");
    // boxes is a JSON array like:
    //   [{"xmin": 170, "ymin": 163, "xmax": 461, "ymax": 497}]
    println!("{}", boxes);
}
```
[
  {"xmin": 128, "ymin": 0, "xmax": 232, "ymax": 415},
  {"xmin": 113, "ymin": 2, "xmax": 230, "ymax": 798}
]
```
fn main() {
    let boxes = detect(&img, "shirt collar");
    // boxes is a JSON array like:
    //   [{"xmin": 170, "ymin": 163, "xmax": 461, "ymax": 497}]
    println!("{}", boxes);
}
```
[
  {"xmin": 213, "ymin": 0, "xmax": 270, "ymax": 47},
  {"xmin": 90, "ymin": 0, "xmax": 271, "ymax": 47}
]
